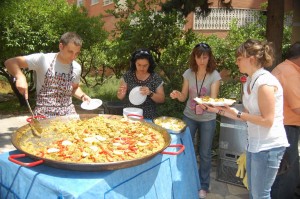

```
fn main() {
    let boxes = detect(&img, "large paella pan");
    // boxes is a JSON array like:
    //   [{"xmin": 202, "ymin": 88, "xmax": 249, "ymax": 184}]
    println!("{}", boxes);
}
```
[{"xmin": 9, "ymin": 114, "xmax": 184, "ymax": 171}]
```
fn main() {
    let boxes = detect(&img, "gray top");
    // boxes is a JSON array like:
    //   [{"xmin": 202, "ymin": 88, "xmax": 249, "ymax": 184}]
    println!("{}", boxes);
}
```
[
  {"xmin": 25, "ymin": 53, "xmax": 81, "ymax": 94},
  {"xmin": 183, "ymin": 69, "xmax": 221, "ymax": 121}
]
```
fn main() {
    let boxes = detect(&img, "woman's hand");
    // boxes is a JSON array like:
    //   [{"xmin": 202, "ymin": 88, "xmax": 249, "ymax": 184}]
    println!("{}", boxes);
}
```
[
  {"xmin": 170, "ymin": 90, "xmax": 181, "ymax": 99},
  {"xmin": 117, "ymin": 83, "xmax": 127, "ymax": 100},
  {"xmin": 118, "ymin": 84, "xmax": 127, "ymax": 95},
  {"xmin": 223, "ymin": 105, "xmax": 239, "ymax": 115},
  {"xmin": 140, "ymin": 86, "xmax": 152, "ymax": 96},
  {"xmin": 200, "ymin": 104, "xmax": 240, "ymax": 119},
  {"xmin": 198, "ymin": 104, "xmax": 219, "ymax": 114}
]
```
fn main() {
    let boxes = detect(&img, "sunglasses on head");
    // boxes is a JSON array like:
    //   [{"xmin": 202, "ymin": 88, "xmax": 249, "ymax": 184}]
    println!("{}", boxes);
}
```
[
  {"xmin": 136, "ymin": 50, "xmax": 150, "ymax": 56},
  {"xmin": 195, "ymin": 42, "xmax": 211, "ymax": 49}
]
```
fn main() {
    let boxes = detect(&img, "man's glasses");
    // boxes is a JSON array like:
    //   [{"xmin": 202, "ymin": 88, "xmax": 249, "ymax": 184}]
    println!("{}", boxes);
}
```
[{"xmin": 195, "ymin": 42, "xmax": 210, "ymax": 49}]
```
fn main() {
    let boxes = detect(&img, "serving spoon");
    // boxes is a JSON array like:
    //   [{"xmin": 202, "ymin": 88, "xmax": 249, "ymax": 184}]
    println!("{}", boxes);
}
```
[{"xmin": 25, "ymin": 99, "xmax": 42, "ymax": 137}]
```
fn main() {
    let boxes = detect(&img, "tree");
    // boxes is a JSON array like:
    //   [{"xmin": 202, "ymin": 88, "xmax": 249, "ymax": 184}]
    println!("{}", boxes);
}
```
[
  {"xmin": 266, "ymin": 0, "xmax": 284, "ymax": 68},
  {"xmin": 0, "ymin": 0, "xmax": 108, "ymax": 105},
  {"xmin": 161, "ymin": 0, "xmax": 212, "ymax": 17},
  {"xmin": 107, "ymin": 0, "xmax": 200, "ymax": 117},
  {"xmin": 161, "ymin": 0, "xmax": 289, "ymax": 68},
  {"xmin": 107, "ymin": 0, "xmax": 197, "ymax": 81},
  {"xmin": 106, "ymin": 0, "xmax": 291, "ymax": 117}
]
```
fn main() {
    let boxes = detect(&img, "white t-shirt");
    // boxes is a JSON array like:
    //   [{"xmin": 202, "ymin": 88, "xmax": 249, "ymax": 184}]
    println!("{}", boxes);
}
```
[
  {"xmin": 243, "ymin": 68, "xmax": 289, "ymax": 153},
  {"xmin": 25, "ymin": 53, "xmax": 81, "ymax": 94}
]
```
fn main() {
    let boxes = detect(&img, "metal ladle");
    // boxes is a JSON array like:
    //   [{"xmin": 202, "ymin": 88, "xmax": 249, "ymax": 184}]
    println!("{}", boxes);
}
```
[{"xmin": 25, "ymin": 99, "xmax": 42, "ymax": 137}]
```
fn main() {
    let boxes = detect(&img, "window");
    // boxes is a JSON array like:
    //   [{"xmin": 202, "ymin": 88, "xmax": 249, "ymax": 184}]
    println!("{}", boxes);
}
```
[
  {"xmin": 103, "ymin": 0, "xmax": 113, "ymax": 6},
  {"xmin": 91, "ymin": 0, "xmax": 99, "ymax": 5},
  {"xmin": 77, "ymin": 0, "xmax": 83, "ymax": 6},
  {"xmin": 194, "ymin": 8, "xmax": 260, "ymax": 30}
]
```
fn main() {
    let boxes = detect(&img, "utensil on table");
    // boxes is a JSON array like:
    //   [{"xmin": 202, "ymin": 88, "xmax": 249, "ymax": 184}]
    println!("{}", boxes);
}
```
[{"xmin": 25, "ymin": 99, "xmax": 42, "ymax": 137}]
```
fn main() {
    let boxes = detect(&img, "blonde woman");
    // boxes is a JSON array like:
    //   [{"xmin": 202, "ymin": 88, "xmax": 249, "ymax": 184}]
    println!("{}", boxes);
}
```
[{"xmin": 201, "ymin": 39, "xmax": 289, "ymax": 199}]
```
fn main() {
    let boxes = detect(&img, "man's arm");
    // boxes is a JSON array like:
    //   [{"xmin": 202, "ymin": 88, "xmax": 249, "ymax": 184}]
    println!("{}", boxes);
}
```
[
  {"xmin": 4, "ymin": 56, "xmax": 29, "ymax": 99},
  {"xmin": 72, "ymin": 83, "xmax": 91, "ymax": 102}
]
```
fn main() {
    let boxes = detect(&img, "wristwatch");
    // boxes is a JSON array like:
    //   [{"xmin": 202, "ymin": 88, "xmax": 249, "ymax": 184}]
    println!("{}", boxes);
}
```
[
  {"xmin": 237, "ymin": 111, "xmax": 242, "ymax": 118},
  {"xmin": 148, "ymin": 91, "xmax": 154, "ymax": 98}
]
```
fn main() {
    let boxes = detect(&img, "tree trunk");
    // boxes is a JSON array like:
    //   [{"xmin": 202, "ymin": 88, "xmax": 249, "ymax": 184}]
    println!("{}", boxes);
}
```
[
  {"xmin": 266, "ymin": 0, "xmax": 284, "ymax": 70},
  {"xmin": 291, "ymin": 0, "xmax": 300, "ymax": 43}
]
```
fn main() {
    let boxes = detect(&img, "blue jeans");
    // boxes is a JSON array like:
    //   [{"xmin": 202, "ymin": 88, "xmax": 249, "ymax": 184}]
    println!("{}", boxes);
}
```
[
  {"xmin": 183, "ymin": 115, "xmax": 216, "ymax": 191},
  {"xmin": 246, "ymin": 147, "xmax": 286, "ymax": 199},
  {"xmin": 271, "ymin": 125, "xmax": 300, "ymax": 199}
]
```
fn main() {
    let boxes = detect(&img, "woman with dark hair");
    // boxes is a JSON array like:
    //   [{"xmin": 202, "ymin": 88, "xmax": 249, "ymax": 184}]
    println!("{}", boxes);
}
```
[
  {"xmin": 117, "ymin": 48, "xmax": 165, "ymax": 119},
  {"xmin": 170, "ymin": 42, "xmax": 221, "ymax": 198}
]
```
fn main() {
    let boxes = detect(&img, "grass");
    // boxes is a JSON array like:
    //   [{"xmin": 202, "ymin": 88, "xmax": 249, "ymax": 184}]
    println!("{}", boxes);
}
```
[
  {"xmin": 0, "ymin": 79, "xmax": 22, "ymax": 115},
  {"xmin": 0, "ymin": 98, "xmax": 29, "ymax": 115},
  {"xmin": 0, "ymin": 79, "xmax": 13, "ymax": 94},
  {"xmin": 80, "ymin": 76, "xmax": 120, "ymax": 102}
]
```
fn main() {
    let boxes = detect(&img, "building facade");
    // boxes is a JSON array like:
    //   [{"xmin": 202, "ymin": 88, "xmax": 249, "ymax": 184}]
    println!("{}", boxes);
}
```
[{"xmin": 67, "ymin": 0, "xmax": 294, "ymax": 38}]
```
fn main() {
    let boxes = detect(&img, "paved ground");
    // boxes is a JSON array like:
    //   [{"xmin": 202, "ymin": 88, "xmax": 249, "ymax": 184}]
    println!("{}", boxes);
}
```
[
  {"xmin": 0, "ymin": 113, "xmax": 250, "ymax": 199},
  {"xmin": 0, "ymin": 114, "xmax": 28, "ymax": 153},
  {"xmin": 206, "ymin": 159, "xmax": 249, "ymax": 199}
]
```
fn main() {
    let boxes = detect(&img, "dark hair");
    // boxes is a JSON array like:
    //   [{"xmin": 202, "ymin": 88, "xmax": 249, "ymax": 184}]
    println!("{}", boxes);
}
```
[
  {"xmin": 60, "ymin": 32, "xmax": 82, "ymax": 47},
  {"xmin": 236, "ymin": 39, "xmax": 274, "ymax": 67},
  {"xmin": 130, "ymin": 48, "xmax": 156, "ymax": 73},
  {"xmin": 189, "ymin": 42, "xmax": 217, "ymax": 73},
  {"xmin": 286, "ymin": 41, "xmax": 300, "ymax": 60}
]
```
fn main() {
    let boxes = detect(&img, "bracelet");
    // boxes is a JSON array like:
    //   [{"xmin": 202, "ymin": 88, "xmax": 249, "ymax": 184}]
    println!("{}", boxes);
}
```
[
  {"xmin": 80, "ymin": 94, "xmax": 86, "ymax": 100},
  {"xmin": 237, "ymin": 111, "xmax": 242, "ymax": 118},
  {"xmin": 218, "ymin": 110, "xmax": 224, "ymax": 115}
]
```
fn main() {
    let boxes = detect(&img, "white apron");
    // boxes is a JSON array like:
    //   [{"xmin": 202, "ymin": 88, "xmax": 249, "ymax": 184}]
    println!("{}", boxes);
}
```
[{"xmin": 34, "ymin": 54, "xmax": 76, "ymax": 118}]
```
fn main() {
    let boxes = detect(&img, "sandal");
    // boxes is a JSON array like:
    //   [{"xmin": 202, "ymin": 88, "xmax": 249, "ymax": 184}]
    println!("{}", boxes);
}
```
[{"xmin": 199, "ymin": 189, "xmax": 207, "ymax": 198}]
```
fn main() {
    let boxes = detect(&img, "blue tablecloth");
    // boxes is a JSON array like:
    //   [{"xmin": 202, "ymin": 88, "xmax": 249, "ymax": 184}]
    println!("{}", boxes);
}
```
[{"xmin": 0, "ymin": 128, "xmax": 200, "ymax": 199}]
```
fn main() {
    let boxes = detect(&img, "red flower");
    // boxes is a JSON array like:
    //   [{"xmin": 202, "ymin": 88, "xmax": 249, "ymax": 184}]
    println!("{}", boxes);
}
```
[{"xmin": 240, "ymin": 75, "xmax": 247, "ymax": 83}]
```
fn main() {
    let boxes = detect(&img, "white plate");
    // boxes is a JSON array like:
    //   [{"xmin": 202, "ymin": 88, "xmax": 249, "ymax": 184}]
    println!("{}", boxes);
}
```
[
  {"xmin": 194, "ymin": 97, "xmax": 236, "ymax": 106},
  {"xmin": 129, "ymin": 86, "xmax": 147, "ymax": 105},
  {"xmin": 81, "ymin": 99, "xmax": 103, "ymax": 110}
]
